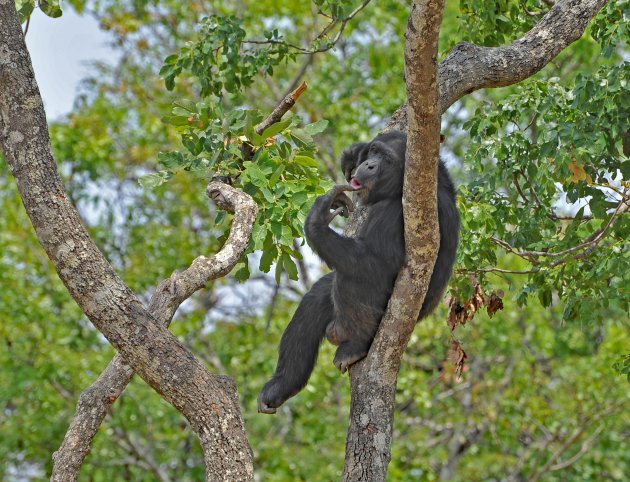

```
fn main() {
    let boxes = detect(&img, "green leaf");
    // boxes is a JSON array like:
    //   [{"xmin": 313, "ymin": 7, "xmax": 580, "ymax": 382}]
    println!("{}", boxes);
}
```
[
  {"xmin": 261, "ymin": 118, "xmax": 292, "ymax": 139},
  {"xmin": 233, "ymin": 260, "xmax": 250, "ymax": 282},
  {"xmin": 268, "ymin": 164, "xmax": 285, "ymax": 187},
  {"xmin": 282, "ymin": 253, "xmax": 299, "ymax": 281},
  {"xmin": 274, "ymin": 257, "xmax": 283, "ymax": 284},
  {"xmin": 293, "ymin": 155, "xmax": 319, "ymax": 168},
  {"xmin": 214, "ymin": 211, "xmax": 226, "ymax": 225},
  {"xmin": 259, "ymin": 232, "xmax": 276, "ymax": 273},
  {"xmin": 290, "ymin": 129, "xmax": 314, "ymax": 147},
  {"xmin": 303, "ymin": 119, "xmax": 329, "ymax": 136},
  {"xmin": 158, "ymin": 151, "xmax": 185, "ymax": 169},
  {"xmin": 260, "ymin": 247, "xmax": 276, "ymax": 273},
  {"xmin": 39, "ymin": 0, "xmax": 62, "ymax": 18},
  {"xmin": 138, "ymin": 170, "xmax": 172, "ymax": 188},
  {"xmin": 172, "ymin": 99, "xmax": 197, "ymax": 113},
  {"xmin": 15, "ymin": 0, "xmax": 35, "ymax": 22},
  {"xmin": 538, "ymin": 288, "xmax": 553, "ymax": 308}
]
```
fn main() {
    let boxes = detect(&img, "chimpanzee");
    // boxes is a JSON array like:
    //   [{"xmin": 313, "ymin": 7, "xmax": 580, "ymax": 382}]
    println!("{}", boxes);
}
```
[{"xmin": 258, "ymin": 131, "xmax": 459, "ymax": 414}]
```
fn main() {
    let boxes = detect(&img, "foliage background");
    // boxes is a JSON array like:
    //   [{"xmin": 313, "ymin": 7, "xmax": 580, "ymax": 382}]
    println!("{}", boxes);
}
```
[{"xmin": 1, "ymin": 0, "xmax": 628, "ymax": 480}]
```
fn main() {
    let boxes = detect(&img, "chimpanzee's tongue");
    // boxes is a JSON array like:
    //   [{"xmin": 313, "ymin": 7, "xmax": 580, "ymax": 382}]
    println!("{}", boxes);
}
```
[{"xmin": 351, "ymin": 178, "xmax": 362, "ymax": 190}]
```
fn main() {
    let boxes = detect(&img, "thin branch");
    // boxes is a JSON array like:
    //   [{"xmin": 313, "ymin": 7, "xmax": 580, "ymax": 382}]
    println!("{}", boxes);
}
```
[
  {"xmin": 241, "ymin": 81, "xmax": 308, "ymax": 161},
  {"xmin": 22, "ymin": 15, "xmax": 30, "ymax": 36},
  {"xmin": 488, "ymin": 192, "xmax": 629, "ymax": 268},
  {"xmin": 513, "ymin": 171, "xmax": 531, "ymax": 205},
  {"xmin": 549, "ymin": 425, "xmax": 605, "ymax": 472},
  {"xmin": 528, "ymin": 401, "xmax": 622, "ymax": 482},
  {"xmin": 244, "ymin": 0, "xmax": 372, "ymax": 55},
  {"xmin": 457, "ymin": 267, "xmax": 539, "ymax": 275},
  {"xmin": 255, "ymin": 81, "xmax": 308, "ymax": 134},
  {"xmin": 111, "ymin": 428, "xmax": 172, "ymax": 482}
]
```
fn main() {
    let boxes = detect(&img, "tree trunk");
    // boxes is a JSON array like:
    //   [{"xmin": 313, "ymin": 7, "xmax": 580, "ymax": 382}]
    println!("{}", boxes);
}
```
[
  {"xmin": 0, "ymin": 2, "xmax": 254, "ymax": 480},
  {"xmin": 342, "ymin": 0, "xmax": 445, "ymax": 479}
]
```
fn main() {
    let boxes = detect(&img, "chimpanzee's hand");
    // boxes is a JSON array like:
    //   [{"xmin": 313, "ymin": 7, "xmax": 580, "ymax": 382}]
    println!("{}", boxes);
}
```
[{"xmin": 323, "ymin": 185, "xmax": 354, "ymax": 224}]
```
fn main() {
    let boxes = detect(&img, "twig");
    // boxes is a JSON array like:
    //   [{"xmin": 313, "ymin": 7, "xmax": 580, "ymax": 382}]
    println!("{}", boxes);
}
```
[
  {"xmin": 22, "ymin": 16, "xmax": 30, "ymax": 36},
  {"xmin": 513, "ymin": 171, "xmax": 531, "ymax": 204},
  {"xmin": 255, "ymin": 81, "xmax": 308, "ymax": 134},
  {"xmin": 549, "ymin": 425, "xmax": 605, "ymax": 471},
  {"xmin": 457, "ymin": 267, "xmax": 539, "ymax": 275},
  {"xmin": 111, "ymin": 427, "xmax": 172, "ymax": 482},
  {"xmin": 490, "ymin": 191, "xmax": 629, "ymax": 267},
  {"xmin": 244, "ymin": 0, "xmax": 372, "ymax": 55},
  {"xmin": 241, "ymin": 81, "xmax": 308, "ymax": 161}
]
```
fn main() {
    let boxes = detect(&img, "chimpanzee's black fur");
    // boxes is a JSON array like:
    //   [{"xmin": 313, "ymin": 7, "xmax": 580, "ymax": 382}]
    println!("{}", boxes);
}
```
[{"xmin": 258, "ymin": 131, "xmax": 459, "ymax": 414}]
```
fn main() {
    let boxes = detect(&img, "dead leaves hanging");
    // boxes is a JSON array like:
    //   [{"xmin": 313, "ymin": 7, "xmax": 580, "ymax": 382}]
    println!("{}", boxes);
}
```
[{"xmin": 445, "ymin": 279, "xmax": 505, "ymax": 378}]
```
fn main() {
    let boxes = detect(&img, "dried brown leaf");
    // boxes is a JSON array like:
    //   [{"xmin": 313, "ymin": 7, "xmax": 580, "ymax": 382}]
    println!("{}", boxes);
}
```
[
  {"xmin": 448, "ymin": 338, "xmax": 468, "ymax": 378},
  {"xmin": 485, "ymin": 291, "xmax": 505, "ymax": 318}
]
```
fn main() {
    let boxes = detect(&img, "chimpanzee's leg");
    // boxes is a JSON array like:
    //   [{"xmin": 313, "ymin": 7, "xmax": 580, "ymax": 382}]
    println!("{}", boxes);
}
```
[{"xmin": 258, "ymin": 273, "xmax": 335, "ymax": 414}]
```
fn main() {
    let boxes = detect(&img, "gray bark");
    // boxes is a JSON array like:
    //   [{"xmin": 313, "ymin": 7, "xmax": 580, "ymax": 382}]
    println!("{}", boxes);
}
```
[{"xmin": 0, "ymin": 2, "xmax": 255, "ymax": 480}]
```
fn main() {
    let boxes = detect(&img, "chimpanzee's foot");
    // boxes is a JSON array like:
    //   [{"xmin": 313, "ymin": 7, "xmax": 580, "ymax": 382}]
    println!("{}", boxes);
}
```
[
  {"xmin": 258, "ymin": 376, "xmax": 293, "ymax": 414},
  {"xmin": 333, "ymin": 342, "xmax": 368, "ymax": 374}
]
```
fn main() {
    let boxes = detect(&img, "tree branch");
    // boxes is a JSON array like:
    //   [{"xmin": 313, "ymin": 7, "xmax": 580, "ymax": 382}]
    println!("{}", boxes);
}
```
[
  {"xmin": 527, "ymin": 401, "xmax": 622, "ymax": 482},
  {"xmin": 244, "ymin": 0, "xmax": 372, "ymax": 55},
  {"xmin": 489, "ymin": 191, "xmax": 629, "ymax": 267},
  {"xmin": 387, "ymin": 0, "xmax": 609, "ymax": 129},
  {"xmin": 50, "ymin": 182, "xmax": 257, "ymax": 481},
  {"xmin": 342, "ymin": 1, "xmax": 445, "ymax": 480},
  {"xmin": 0, "ymin": 2, "xmax": 256, "ymax": 480},
  {"xmin": 241, "ymin": 81, "xmax": 307, "ymax": 161}
]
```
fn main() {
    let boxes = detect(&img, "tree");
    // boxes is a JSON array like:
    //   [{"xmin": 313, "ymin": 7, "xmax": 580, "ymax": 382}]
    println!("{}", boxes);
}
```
[{"xmin": 0, "ymin": 0, "xmax": 627, "ymax": 481}]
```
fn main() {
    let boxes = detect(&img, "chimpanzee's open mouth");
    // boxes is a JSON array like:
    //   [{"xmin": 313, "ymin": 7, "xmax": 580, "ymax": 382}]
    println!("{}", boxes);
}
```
[{"xmin": 350, "ymin": 178, "xmax": 363, "ymax": 190}]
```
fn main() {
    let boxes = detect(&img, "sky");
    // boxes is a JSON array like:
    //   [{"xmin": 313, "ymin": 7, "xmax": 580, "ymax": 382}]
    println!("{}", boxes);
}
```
[{"xmin": 25, "ymin": 8, "xmax": 115, "ymax": 120}]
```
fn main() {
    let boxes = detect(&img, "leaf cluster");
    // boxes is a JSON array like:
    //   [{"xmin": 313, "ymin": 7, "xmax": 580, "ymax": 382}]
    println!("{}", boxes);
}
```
[
  {"xmin": 160, "ymin": 15, "xmax": 294, "ymax": 98},
  {"xmin": 15, "ymin": 0, "xmax": 63, "ymax": 22},
  {"xmin": 457, "ymin": 0, "xmax": 544, "ymax": 46},
  {"xmin": 140, "ymin": 97, "xmax": 332, "ymax": 282},
  {"xmin": 459, "ymin": 62, "xmax": 629, "ymax": 323}
]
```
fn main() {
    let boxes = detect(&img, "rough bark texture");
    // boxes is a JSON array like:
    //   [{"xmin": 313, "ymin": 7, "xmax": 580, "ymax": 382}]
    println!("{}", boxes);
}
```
[
  {"xmin": 0, "ymin": 2, "xmax": 254, "ymax": 480},
  {"xmin": 50, "ymin": 182, "xmax": 257, "ymax": 481},
  {"xmin": 341, "ymin": 0, "xmax": 608, "ymax": 480},
  {"xmin": 342, "ymin": 1, "xmax": 444, "ymax": 480}
]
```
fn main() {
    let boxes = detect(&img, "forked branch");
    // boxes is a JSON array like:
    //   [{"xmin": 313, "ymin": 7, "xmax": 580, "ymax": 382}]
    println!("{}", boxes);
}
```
[
  {"xmin": 51, "ymin": 182, "xmax": 257, "ymax": 481},
  {"xmin": 387, "ymin": 0, "xmax": 609, "ymax": 130}
]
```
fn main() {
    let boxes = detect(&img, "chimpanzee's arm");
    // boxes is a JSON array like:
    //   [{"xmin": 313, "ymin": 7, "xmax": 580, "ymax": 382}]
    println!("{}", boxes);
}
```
[{"xmin": 304, "ymin": 186, "xmax": 368, "ymax": 273}]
